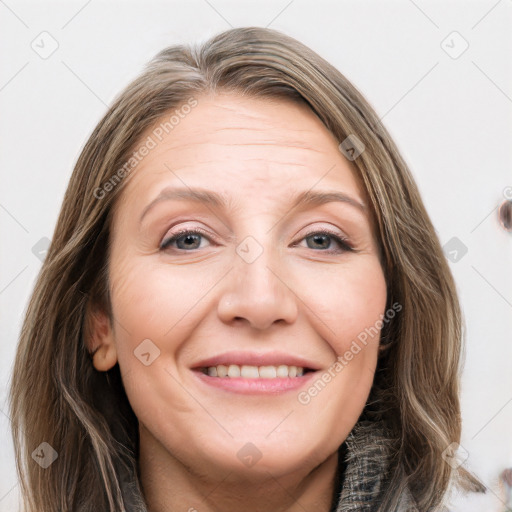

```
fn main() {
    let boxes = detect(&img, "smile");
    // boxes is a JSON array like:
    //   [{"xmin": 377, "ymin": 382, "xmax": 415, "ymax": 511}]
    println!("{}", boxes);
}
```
[
  {"xmin": 193, "ymin": 366, "xmax": 317, "ymax": 395},
  {"xmin": 201, "ymin": 364, "xmax": 312, "ymax": 378}
]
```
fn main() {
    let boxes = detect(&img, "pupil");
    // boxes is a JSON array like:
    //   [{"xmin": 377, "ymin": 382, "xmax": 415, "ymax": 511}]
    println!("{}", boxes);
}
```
[
  {"xmin": 310, "ymin": 234, "xmax": 329, "ymax": 249},
  {"xmin": 180, "ymin": 234, "xmax": 200, "ymax": 249}
]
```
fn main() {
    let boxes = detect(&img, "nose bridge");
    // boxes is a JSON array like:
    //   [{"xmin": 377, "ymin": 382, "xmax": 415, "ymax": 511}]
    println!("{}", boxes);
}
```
[
  {"xmin": 237, "ymin": 234, "xmax": 279, "ymax": 295},
  {"xmin": 217, "ymin": 229, "xmax": 298, "ymax": 330}
]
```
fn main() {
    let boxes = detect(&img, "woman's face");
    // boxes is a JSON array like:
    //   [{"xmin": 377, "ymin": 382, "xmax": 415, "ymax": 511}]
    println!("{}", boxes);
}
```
[{"xmin": 99, "ymin": 93, "xmax": 387, "ymax": 478}]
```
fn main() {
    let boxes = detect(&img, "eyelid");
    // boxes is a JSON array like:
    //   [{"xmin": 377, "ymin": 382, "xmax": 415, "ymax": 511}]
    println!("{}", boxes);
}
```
[
  {"xmin": 159, "ymin": 225, "xmax": 216, "ymax": 250},
  {"xmin": 160, "ymin": 223, "xmax": 355, "ymax": 254},
  {"xmin": 295, "ymin": 226, "xmax": 354, "ymax": 252},
  {"xmin": 297, "ymin": 222, "xmax": 351, "ymax": 242}
]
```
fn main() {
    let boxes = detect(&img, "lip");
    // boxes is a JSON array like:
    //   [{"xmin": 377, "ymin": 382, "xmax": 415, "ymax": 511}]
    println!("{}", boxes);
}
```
[
  {"xmin": 191, "ymin": 350, "xmax": 322, "ymax": 371},
  {"xmin": 192, "ymin": 369, "xmax": 317, "ymax": 395}
]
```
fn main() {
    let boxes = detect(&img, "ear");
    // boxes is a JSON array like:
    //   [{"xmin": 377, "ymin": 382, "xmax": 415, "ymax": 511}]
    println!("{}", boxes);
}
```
[{"xmin": 86, "ymin": 305, "xmax": 118, "ymax": 372}]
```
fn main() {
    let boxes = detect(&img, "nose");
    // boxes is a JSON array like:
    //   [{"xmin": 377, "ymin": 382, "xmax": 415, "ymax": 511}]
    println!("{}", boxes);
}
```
[{"xmin": 217, "ymin": 241, "xmax": 298, "ymax": 331}]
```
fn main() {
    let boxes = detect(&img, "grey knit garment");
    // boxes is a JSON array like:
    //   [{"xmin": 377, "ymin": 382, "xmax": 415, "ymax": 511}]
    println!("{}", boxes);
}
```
[{"xmin": 332, "ymin": 420, "xmax": 419, "ymax": 512}]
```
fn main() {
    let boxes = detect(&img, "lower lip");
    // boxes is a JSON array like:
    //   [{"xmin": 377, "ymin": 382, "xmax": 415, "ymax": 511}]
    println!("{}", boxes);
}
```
[{"xmin": 192, "ymin": 370, "xmax": 317, "ymax": 395}]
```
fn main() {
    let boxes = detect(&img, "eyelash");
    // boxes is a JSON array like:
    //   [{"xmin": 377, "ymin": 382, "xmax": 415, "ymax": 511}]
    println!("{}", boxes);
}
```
[{"xmin": 159, "ymin": 228, "xmax": 354, "ymax": 254}]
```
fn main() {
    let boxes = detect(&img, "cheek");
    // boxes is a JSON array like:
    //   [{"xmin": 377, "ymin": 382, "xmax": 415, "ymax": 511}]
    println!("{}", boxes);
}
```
[
  {"xmin": 294, "ymin": 258, "xmax": 387, "ymax": 357},
  {"xmin": 108, "ymin": 257, "xmax": 211, "ymax": 428},
  {"xmin": 109, "ymin": 255, "xmax": 223, "ymax": 371},
  {"xmin": 287, "ymin": 258, "xmax": 387, "ymax": 455},
  {"xmin": 110, "ymin": 252, "xmax": 387, "ymax": 374},
  {"xmin": 111, "ymin": 258, "xmax": 196, "ymax": 333}
]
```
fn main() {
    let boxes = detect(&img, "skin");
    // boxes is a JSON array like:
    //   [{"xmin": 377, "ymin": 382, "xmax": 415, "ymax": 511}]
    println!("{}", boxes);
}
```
[{"xmin": 89, "ymin": 93, "xmax": 387, "ymax": 512}]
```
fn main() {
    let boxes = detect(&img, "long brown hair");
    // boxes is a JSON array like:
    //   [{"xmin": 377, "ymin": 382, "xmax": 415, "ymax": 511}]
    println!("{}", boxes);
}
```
[{"xmin": 9, "ymin": 26, "xmax": 484, "ymax": 511}]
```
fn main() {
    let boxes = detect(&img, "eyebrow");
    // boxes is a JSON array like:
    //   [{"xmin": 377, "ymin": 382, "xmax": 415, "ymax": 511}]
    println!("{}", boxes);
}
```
[{"xmin": 139, "ymin": 186, "xmax": 367, "ymax": 224}]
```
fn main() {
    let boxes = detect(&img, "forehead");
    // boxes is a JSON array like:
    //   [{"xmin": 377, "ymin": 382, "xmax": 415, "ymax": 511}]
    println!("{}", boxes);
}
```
[{"xmin": 115, "ymin": 92, "xmax": 367, "ymax": 214}]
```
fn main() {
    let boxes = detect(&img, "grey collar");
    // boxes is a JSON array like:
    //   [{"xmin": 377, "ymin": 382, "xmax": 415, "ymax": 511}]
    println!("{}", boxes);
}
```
[{"xmin": 332, "ymin": 419, "xmax": 419, "ymax": 512}]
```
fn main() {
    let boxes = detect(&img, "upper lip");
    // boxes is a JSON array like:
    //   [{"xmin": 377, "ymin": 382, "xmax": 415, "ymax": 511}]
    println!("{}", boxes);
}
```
[{"xmin": 192, "ymin": 351, "xmax": 322, "ymax": 371}]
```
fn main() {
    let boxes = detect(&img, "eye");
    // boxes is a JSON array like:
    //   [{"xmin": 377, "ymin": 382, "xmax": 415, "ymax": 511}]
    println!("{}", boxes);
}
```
[
  {"xmin": 296, "ymin": 229, "xmax": 354, "ymax": 254},
  {"xmin": 159, "ymin": 227, "xmax": 354, "ymax": 254},
  {"xmin": 160, "ymin": 228, "xmax": 213, "ymax": 251}
]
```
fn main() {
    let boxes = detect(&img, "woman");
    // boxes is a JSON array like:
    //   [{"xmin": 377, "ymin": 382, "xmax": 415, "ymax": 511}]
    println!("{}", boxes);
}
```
[{"xmin": 9, "ymin": 27, "xmax": 484, "ymax": 511}]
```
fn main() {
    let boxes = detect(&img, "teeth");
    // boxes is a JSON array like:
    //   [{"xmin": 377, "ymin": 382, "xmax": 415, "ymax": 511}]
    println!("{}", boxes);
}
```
[
  {"xmin": 204, "ymin": 364, "xmax": 306, "ymax": 378},
  {"xmin": 259, "ymin": 366, "xmax": 276, "ymax": 378},
  {"xmin": 276, "ymin": 365, "xmax": 289, "ymax": 377},
  {"xmin": 241, "ymin": 365, "xmax": 259, "ymax": 378},
  {"xmin": 228, "ymin": 364, "xmax": 240, "ymax": 378}
]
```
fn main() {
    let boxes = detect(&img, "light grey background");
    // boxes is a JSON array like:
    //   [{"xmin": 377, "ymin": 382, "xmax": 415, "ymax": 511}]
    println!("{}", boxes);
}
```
[{"xmin": 1, "ymin": 1, "xmax": 511, "ymax": 510}]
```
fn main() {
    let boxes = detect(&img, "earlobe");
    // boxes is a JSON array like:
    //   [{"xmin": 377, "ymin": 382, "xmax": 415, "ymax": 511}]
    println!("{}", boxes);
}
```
[
  {"xmin": 92, "ymin": 343, "xmax": 118, "ymax": 371},
  {"xmin": 86, "ymin": 306, "xmax": 118, "ymax": 372}
]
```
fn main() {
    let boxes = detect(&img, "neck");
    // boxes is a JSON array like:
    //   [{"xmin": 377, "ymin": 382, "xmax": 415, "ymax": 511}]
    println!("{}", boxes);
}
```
[{"xmin": 138, "ymin": 424, "xmax": 341, "ymax": 512}]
